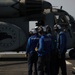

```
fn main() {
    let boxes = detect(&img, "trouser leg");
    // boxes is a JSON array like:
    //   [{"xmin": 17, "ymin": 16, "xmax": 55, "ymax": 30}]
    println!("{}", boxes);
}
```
[
  {"xmin": 45, "ymin": 55, "xmax": 50, "ymax": 75},
  {"xmin": 60, "ymin": 55, "xmax": 67, "ymax": 75},
  {"xmin": 33, "ymin": 52, "xmax": 38, "ymax": 75},
  {"xmin": 61, "ymin": 61, "xmax": 67, "ymax": 75},
  {"xmin": 37, "ymin": 56, "xmax": 44, "ymax": 75},
  {"xmin": 34, "ymin": 62, "xmax": 38, "ymax": 75},
  {"xmin": 28, "ymin": 60, "xmax": 33, "ymax": 75},
  {"xmin": 28, "ymin": 54, "xmax": 33, "ymax": 75},
  {"xmin": 55, "ymin": 61, "xmax": 59, "ymax": 75},
  {"xmin": 51, "ymin": 52, "xmax": 59, "ymax": 75}
]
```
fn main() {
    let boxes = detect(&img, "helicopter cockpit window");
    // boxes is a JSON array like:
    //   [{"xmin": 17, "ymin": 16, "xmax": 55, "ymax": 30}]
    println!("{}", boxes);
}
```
[
  {"xmin": 54, "ymin": 14, "xmax": 69, "ymax": 27},
  {"xmin": 65, "ymin": 15, "xmax": 70, "ymax": 23},
  {"xmin": 58, "ymin": 15, "xmax": 68, "ymax": 23},
  {"xmin": 54, "ymin": 14, "xmax": 70, "ymax": 32},
  {"xmin": 55, "ymin": 15, "xmax": 59, "ymax": 20}
]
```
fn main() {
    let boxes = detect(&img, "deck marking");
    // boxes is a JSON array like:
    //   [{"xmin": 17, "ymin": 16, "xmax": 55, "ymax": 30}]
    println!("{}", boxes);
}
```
[
  {"xmin": 66, "ymin": 61, "xmax": 72, "ymax": 65},
  {"xmin": 73, "ymin": 67, "xmax": 75, "ymax": 69}
]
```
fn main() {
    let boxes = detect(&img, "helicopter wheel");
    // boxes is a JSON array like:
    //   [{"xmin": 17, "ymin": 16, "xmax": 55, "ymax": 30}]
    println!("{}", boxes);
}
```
[{"xmin": 69, "ymin": 49, "xmax": 75, "ymax": 59}]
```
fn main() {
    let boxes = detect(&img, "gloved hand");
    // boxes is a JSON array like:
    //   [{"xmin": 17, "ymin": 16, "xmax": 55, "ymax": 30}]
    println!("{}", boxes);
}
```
[
  {"xmin": 25, "ymin": 53, "xmax": 28, "ymax": 57},
  {"xmin": 35, "ymin": 47, "xmax": 38, "ymax": 52}
]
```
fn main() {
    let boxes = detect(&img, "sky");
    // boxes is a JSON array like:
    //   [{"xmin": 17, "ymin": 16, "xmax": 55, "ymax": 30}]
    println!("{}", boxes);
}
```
[
  {"xmin": 30, "ymin": 0, "xmax": 75, "ymax": 31},
  {"xmin": 45, "ymin": 0, "xmax": 75, "ymax": 18}
]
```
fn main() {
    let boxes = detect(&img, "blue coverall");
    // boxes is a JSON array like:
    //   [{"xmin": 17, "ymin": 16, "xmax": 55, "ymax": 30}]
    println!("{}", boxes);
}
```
[
  {"xmin": 26, "ymin": 34, "xmax": 39, "ymax": 75},
  {"xmin": 53, "ymin": 31, "xmax": 67, "ymax": 75},
  {"xmin": 37, "ymin": 34, "xmax": 52, "ymax": 75}
]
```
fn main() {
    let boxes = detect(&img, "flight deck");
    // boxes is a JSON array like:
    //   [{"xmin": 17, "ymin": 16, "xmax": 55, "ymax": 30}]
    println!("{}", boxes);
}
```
[{"xmin": 0, "ymin": 52, "xmax": 75, "ymax": 75}]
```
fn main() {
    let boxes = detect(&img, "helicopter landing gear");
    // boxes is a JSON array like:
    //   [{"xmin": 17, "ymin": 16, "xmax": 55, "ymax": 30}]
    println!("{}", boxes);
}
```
[
  {"xmin": 72, "ymin": 71, "xmax": 75, "ymax": 74},
  {"xmin": 69, "ymin": 48, "xmax": 75, "ymax": 59}
]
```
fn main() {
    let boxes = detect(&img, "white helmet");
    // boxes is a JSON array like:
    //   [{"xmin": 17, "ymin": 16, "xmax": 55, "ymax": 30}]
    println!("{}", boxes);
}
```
[
  {"xmin": 34, "ymin": 26, "xmax": 38, "ymax": 29},
  {"xmin": 54, "ymin": 24, "xmax": 61, "ymax": 30},
  {"xmin": 38, "ymin": 26, "xmax": 46, "ymax": 33},
  {"xmin": 42, "ymin": 26, "xmax": 46, "ymax": 32},
  {"xmin": 31, "ymin": 28, "xmax": 37, "ymax": 34}
]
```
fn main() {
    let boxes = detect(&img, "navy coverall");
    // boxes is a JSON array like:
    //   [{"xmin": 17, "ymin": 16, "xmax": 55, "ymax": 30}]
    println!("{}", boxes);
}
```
[
  {"xmin": 53, "ymin": 31, "xmax": 67, "ymax": 75},
  {"xmin": 37, "ymin": 34, "xmax": 52, "ymax": 75},
  {"xmin": 26, "ymin": 34, "xmax": 39, "ymax": 75}
]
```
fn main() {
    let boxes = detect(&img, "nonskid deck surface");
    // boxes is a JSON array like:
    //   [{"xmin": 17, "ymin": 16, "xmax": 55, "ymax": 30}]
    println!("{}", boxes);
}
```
[
  {"xmin": 0, "ymin": 58, "xmax": 75, "ymax": 75},
  {"xmin": 0, "ymin": 51, "xmax": 75, "ymax": 75}
]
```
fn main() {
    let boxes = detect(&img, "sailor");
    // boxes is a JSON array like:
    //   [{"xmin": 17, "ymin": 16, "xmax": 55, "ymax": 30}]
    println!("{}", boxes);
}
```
[
  {"xmin": 53, "ymin": 24, "xmax": 67, "ymax": 75},
  {"xmin": 45, "ymin": 25, "xmax": 56, "ymax": 75},
  {"xmin": 26, "ymin": 28, "xmax": 39, "ymax": 75},
  {"xmin": 29, "ymin": 30, "xmax": 33, "ymax": 37},
  {"xmin": 37, "ymin": 26, "xmax": 52, "ymax": 75}
]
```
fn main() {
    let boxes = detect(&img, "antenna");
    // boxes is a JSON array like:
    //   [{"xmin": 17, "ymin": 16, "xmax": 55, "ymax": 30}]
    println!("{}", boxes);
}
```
[{"xmin": 60, "ymin": 6, "xmax": 63, "ymax": 9}]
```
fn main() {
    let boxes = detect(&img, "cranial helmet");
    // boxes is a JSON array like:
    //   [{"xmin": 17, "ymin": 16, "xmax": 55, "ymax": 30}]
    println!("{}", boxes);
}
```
[
  {"xmin": 45, "ymin": 25, "xmax": 52, "ymax": 33},
  {"xmin": 31, "ymin": 28, "xmax": 37, "ymax": 34},
  {"xmin": 54, "ymin": 24, "xmax": 61, "ymax": 30},
  {"xmin": 38, "ymin": 26, "xmax": 43, "ymax": 32},
  {"xmin": 38, "ymin": 26, "xmax": 46, "ymax": 33},
  {"xmin": 35, "ymin": 26, "xmax": 38, "ymax": 29}
]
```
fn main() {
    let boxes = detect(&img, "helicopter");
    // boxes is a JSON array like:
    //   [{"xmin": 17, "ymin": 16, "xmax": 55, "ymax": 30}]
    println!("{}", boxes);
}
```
[
  {"xmin": 0, "ymin": 0, "xmax": 75, "ymax": 58},
  {"xmin": 0, "ymin": 0, "xmax": 48, "ymax": 52},
  {"xmin": 43, "ymin": 5, "xmax": 75, "ymax": 58}
]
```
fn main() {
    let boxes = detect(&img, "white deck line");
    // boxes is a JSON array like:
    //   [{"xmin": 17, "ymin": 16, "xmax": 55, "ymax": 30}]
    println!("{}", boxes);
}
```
[
  {"xmin": 0, "ymin": 51, "xmax": 26, "ymax": 58},
  {"xmin": 73, "ymin": 67, "xmax": 75, "ymax": 69},
  {"xmin": 66, "ymin": 61, "xmax": 72, "ymax": 65}
]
